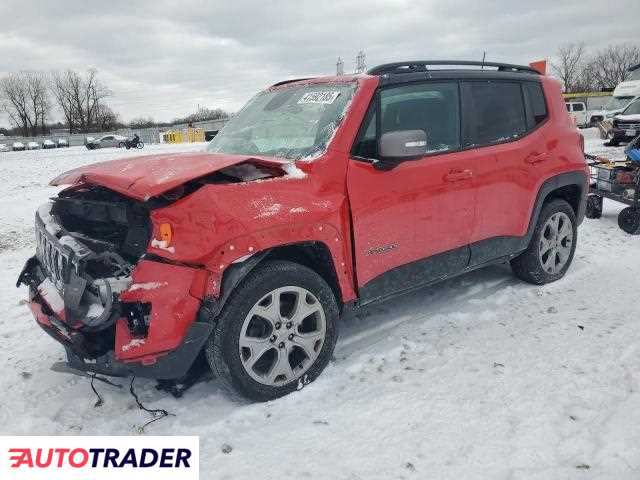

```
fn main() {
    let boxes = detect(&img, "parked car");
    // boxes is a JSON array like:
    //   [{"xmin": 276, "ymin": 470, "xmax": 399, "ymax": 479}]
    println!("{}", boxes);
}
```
[
  {"xmin": 609, "ymin": 99, "xmax": 640, "ymax": 146},
  {"xmin": 17, "ymin": 60, "xmax": 588, "ymax": 401},
  {"xmin": 57, "ymin": 138, "xmax": 69, "ymax": 148},
  {"xmin": 85, "ymin": 134, "xmax": 127, "ymax": 150},
  {"xmin": 42, "ymin": 139, "xmax": 56, "ymax": 149},
  {"xmin": 27, "ymin": 141, "xmax": 41, "ymax": 150},
  {"xmin": 565, "ymin": 101, "xmax": 588, "ymax": 128},
  {"xmin": 12, "ymin": 142, "xmax": 25, "ymax": 151},
  {"xmin": 0, "ymin": 143, "xmax": 10, "ymax": 152}
]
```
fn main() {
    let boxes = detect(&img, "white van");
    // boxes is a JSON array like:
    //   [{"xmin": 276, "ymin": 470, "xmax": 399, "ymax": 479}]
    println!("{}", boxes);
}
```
[
  {"xmin": 565, "ymin": 102, "xmax": 588, "ymax": 127},
  {"xmin": 589, "ymin": 63, "xmax": 640, "ymax": 125}
]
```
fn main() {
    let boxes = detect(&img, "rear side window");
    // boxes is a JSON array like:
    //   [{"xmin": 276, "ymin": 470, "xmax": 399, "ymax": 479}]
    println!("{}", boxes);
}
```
[
  {"xmin": 462, "ymin": 81, "xmax": 527, "ymax": 147},
  {"xmin": 523, "ymin": 82, "xmax": 548, "ymax": 129}
]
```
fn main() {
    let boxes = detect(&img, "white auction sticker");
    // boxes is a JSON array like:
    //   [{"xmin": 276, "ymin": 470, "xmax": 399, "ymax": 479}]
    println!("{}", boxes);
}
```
[
  {"xmin": 298, "ymin": 91, "xmax": 341, "ymax": 104},
  {"xmin": 0, "ymin": 436, "xmax": 199, "ymax": 479}
]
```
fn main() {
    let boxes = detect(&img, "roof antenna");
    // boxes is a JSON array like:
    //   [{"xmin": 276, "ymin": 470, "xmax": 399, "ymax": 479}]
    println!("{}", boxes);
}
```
[{"xmin": 481, "ymin": 51, "xmax": 486, "ymax": 70}]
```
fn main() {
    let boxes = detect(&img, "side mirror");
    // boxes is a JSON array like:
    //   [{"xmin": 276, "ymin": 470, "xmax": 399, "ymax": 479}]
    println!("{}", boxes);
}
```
[{"xmin": 375, "ymin": 130, "xmax": 427, "ymax": 170}]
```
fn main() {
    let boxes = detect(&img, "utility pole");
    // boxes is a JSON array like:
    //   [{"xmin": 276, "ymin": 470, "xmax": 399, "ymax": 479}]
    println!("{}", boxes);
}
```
[
  {"xmin": 336, "ymin": 57, "xmax": 344, "ymax": 76},
  {"xmin": 355, "ymin": 50, "xmax": 366, "ymax": 74}
]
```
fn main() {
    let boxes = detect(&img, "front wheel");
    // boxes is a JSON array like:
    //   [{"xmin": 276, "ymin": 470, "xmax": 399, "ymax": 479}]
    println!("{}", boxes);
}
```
[
  {"xmin": 206, "ymin": 260, "xmax": 339, "ymax": 401},
  {"xmin": 136, "ymin": 141, "xmax": 144, "ymax": 149},
  {"xmin": 511, "ymin": 198, "xmax": 577, "ymax": 285}
]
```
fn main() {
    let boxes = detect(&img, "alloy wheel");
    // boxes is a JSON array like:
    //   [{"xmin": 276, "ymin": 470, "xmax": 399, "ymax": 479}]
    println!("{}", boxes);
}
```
[
  {"xmin": 538, "ymin": 212, "xmax": 573, "ymax": 274},
  {"xmin": 238, "ymin": 286, "xmax": 326, "ymax": 386}
]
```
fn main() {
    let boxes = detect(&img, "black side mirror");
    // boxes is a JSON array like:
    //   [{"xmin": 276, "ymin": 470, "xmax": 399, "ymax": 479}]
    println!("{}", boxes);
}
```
[{"xmin": 374, "ymin": 130, "xmax": 427, "ymax": 170}]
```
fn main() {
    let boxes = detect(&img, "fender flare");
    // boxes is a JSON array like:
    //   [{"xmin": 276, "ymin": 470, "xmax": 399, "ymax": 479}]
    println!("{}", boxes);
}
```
[
  {"xmin": 522, "ymin": 170, "xmax": 588, "ymax": 248},
  {"xmin": 198, "ymin": 250, "xmax": 270, "ymax": 322}
]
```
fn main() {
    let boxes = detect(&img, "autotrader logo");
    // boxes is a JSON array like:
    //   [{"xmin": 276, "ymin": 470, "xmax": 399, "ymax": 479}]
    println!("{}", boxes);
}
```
[{"xmin": 1, "ymin": 436, "xmax": 199, "ymax": 479}]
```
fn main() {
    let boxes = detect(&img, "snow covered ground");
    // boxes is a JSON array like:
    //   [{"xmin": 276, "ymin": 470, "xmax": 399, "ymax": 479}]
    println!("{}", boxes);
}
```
[{"xmin": 1, "ymin": 132, "xmax": 639, "ymax": 479}]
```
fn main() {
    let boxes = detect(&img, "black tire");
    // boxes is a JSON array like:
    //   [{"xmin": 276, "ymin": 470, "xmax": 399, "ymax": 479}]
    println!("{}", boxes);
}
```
[
  {"xmin": 585, "ymin": 194, "xmax": 603, "ymax": 219},
  {"xmin": 118, "ymin": 142, "xmax": 126, "ymax": 148},
  {"xmin": 205, "ymin": 260, "xmax": 339, "ymax": 401},
  {"xmin": 618, "ymin": 207, "xmax": 640, "ymax": 234},
  {"xmin": 510, "ymin": 198, "xmax": 577, "ymax": 285},
  {"xmin": 136, "ymin": 141, "xmax": 144, "ymax": 149}
]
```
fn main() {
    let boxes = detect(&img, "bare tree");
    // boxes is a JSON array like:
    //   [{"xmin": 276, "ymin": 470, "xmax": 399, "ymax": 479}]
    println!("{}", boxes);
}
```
[
  {"xmin": 552, "ymin": 43, "xmax": 587, "ymax": 93},
  {"xmin": 0, "ymin": 73, "xmax": 30, "ymax": 136},
  {"xmin": 95, "ymin": 104, "xmax": 119, "ymax": 131},
  {"xmin": 129, "ymin": 117, "xmax": 156, "ymax": 129},
  {"xmin": 588, "ymin": 44, "xmax": 640, "ymax": 90},
  {"xmin": 25, "ymin": 72, "xmax": 50, "ymax": 135},
  {"xmin": 50, "ymin": 68, "xmax": 112, "ymax": 132},
  {"xmin": 0, "ymin": 71, "xmax": 50, "ymax": 136}
]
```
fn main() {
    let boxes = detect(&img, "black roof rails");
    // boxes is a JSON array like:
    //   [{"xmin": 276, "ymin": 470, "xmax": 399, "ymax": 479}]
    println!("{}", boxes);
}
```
[
  {"xmin": 367, "ymin": 60, "xmax": 540, "ymax": 76},
  {"xmin": 271, "ymin": 78, "xmax": 311, "ymax": 87}
]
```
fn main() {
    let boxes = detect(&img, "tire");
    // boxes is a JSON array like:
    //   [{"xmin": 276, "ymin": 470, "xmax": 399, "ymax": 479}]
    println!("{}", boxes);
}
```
[
  {"xmin": 118, "ymin": 142, "xmax": 126, "ymax": 148},
  {"xmin": 585, "ymin": 194, "xmax": 603, "ymax": 219},
  {"xmin": 618, "ymin": 207, "xmax": 640, "ymax": 234},
  {"xmin": 205, "ymin": 260, "xmax": 339, "ymax": 401},
  {"xmin": 136, "ymin": 141, "xmax": 144, "ymax": 149},
  {"xmin": 510, "ymin": 198, "xmax": 577, "ymax": 285}
]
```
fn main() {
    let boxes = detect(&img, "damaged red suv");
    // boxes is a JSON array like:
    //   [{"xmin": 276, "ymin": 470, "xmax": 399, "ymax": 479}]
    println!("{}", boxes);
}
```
[{"xmin": 18, "ymin": 61, "xmax": 589, "ymax": 400}]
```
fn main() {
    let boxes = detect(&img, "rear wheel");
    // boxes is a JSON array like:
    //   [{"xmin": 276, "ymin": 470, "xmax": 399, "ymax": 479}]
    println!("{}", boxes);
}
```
[
  {"xmin": 206, "ymin": 260, "xmax": 338, "ymax": 401},
  {"xmin": 511, "ymin": 199, "xmax": 577, "ymax": 285},
  {"xmin": 618, "ymin": 207, "xmax": 640, "ymax": 234},
  {"xmin": 118, "ymin": 141, "xmax": 126, "ymax": 148},
  {"xmin": 585, "ymin": 194, "xmax": 603, "ymax": 219}
]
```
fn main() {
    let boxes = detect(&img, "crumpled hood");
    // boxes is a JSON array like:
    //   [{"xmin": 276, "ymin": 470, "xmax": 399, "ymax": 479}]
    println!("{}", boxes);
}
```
[{"xmin": 50, "ymin": 152, "xmax": 289, "ymax": 201}]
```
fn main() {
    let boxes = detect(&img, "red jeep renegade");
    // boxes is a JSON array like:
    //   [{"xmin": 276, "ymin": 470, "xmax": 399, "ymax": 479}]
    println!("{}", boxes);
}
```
[{"xmin": 17, "ymin": 61, "xmax": 588, "ymax": 400}]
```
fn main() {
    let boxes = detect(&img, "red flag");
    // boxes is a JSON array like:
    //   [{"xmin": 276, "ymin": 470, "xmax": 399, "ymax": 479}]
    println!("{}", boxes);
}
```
[{"xmin": 529, "ymin": 60, "xmax": 547, "ymax": 75}]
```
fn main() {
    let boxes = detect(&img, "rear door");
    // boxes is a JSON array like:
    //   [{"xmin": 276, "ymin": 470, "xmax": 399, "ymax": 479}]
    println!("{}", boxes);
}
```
[
  {"xmin": 348, "ymin": 81, "xmax": 476, "ymax": 301},
  {"xmin": 463, "ymin": 80, "xmax": 550, "ymax": 265}
]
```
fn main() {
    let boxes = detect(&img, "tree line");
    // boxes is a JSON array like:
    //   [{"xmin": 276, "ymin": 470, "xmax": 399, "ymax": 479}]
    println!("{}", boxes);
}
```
[
  {"xmin": 1, "ymin": 69, "xmax": 230, "ymax": 137},
  {"xmin": 0, "ymin": 69, "xmax": 118, "ymax": 137},
  {"xmin": 552, "ymin": 42, "xmax": 640, "ymax": 93}
]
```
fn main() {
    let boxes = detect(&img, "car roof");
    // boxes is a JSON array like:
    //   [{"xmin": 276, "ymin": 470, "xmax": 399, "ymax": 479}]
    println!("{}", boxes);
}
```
[{"xmin": 271, "ymin": 60, "xmax": 542, "ymax": 91}]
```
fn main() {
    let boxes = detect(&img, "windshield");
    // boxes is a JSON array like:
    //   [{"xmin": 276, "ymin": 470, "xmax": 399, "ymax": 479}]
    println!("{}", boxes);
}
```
[
  {"xmin": 629, "ymin": 69, "xmax": 640, "ymax": 81},
  {"xmin": 623, "ymin": 100, "xmax": 640, "ymax": 116},
  {"xmin": 207, "ymin": 83, "xmax": 357, "ymax": 161},
  {"xmin": 604, "ymin": 96, "xmax": 634, "ymax": 111}
]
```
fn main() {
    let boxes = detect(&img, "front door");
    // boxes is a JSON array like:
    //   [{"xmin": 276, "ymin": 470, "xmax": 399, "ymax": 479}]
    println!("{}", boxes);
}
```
[{"xmin": 347, "ymin": 81, "xmax": 476, "ymax": 303}]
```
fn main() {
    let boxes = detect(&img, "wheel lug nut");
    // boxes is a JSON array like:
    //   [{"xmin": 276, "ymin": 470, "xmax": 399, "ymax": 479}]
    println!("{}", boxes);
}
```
[
  {"xmin": 288, "ymin": 334, "xmax": 294, "ymax": 340},
  {"xmin": 275, "ymin": 322, "xmax": 281, "ymax": 330},
  {"xmin": 278, "ymin": 342, "xmax": 285, "ymax": 349},
  {"xmin": 270, "ymin": 335, "xmax": 277, "ymax": 343},
  {"xmin": 286, "ymin": 322, "xmax": 292, "ymax": 329}
]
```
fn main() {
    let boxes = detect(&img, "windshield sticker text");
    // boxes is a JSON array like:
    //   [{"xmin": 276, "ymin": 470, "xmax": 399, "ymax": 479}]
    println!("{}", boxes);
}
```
[{"xmin": 298, "ymin": 91, "xmax": 341, "ymax": 104}]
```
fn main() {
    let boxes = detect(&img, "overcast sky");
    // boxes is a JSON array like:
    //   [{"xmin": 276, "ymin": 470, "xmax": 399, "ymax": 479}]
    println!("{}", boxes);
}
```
[{"xmin": 1, "ymin": 0, "xmax": 639, "ymax": 126}]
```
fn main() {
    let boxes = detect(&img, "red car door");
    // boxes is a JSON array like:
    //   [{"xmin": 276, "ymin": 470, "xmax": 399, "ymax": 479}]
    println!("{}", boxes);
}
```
[
  {"xmin": 461, "ymin": 80, "xmax": 550, "ymax": 265},
  {"xmin": 347, "ymin": 81, "xmax": 476, "ymax": 303}
]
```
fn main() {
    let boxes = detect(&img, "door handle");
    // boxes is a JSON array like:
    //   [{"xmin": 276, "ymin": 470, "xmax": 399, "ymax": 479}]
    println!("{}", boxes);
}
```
[
  {"xmin": 525, "ymin": 152, "xmax": 550, "ymax": 164},
  {"xmin": 445, "ymin": 169, "xmax": 473, "ymax": 182}
]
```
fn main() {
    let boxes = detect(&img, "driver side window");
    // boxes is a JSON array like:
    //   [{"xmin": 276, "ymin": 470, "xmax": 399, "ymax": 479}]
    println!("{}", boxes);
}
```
[{"xmin": 352, "ymin": 82, "xmax": 461, "ymax": 160}]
